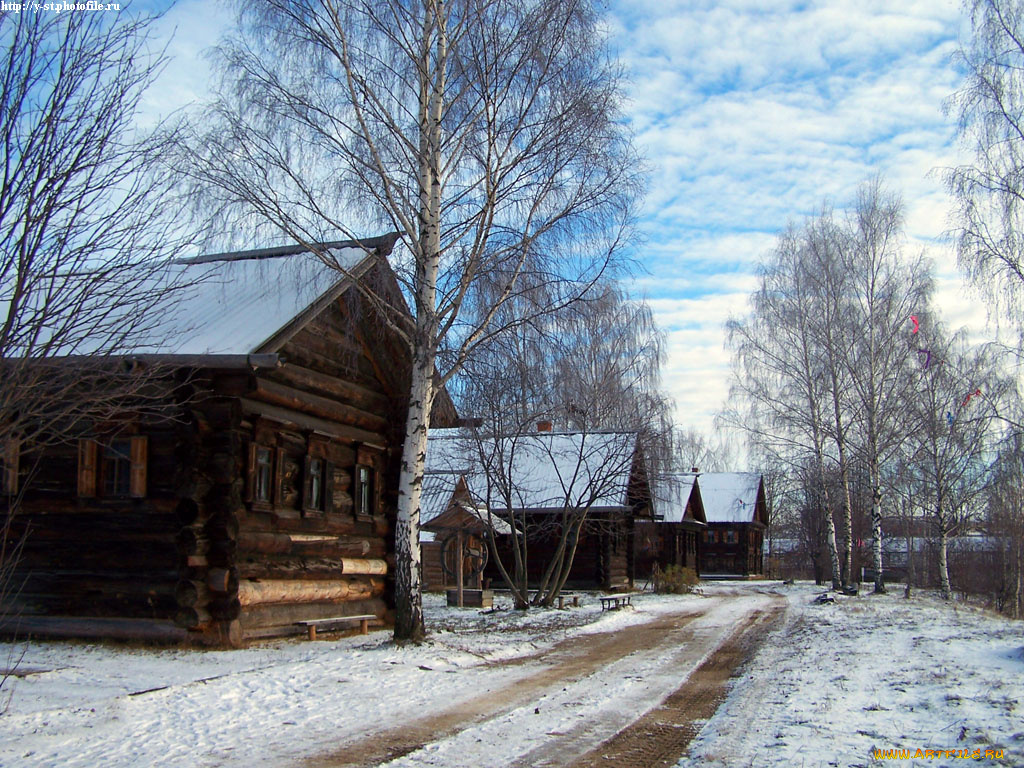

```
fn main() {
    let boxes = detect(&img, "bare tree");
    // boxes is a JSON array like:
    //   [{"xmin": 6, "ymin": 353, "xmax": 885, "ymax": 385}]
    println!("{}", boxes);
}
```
[
  {"xmin": 902, "ymin": 329, "xmax": 1005, "ymax": 599},
  {"xmin": 986, "ymin": 429, "xmax": 1024, "ymax": 617},
  {"xmin": 1, "ymin": 7, "xmax": 194, "ymax": 687},
  {"xmin": 838, "ymin": 181, "xmax": 931, "ymax": 593},
  {"xmin": 674, "ymin": 427, "xmax": 737, "ymax": 473},
  {"xmin": 448, "ymin": 284, "xmax": 667, "ymax": 607},
  {"xmin": 182, "ymin": 0, "xmax": 640, "ymax": 640},
  {"xmin": 947, "ymin": 0, "xmax": 1024, "ymax": 324},
  {"xmin": 726, "ymin": 180, "xmax": 932, "ymax": 593},
  {"xmin": 725, "ymin": 222, "xmax": 843, "ymax": 590}
]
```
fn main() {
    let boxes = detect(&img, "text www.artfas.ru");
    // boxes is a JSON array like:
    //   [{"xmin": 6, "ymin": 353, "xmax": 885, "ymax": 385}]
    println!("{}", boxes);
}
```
[{"xmin": 874, "ymin": 748, "xmax": 1006, "ymax": 760}]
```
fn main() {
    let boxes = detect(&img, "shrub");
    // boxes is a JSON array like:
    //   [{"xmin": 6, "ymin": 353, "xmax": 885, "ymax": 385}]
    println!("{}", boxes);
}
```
[{"xmin": 651, "ymin": 564, "xmax": 699, "ymax": 594}]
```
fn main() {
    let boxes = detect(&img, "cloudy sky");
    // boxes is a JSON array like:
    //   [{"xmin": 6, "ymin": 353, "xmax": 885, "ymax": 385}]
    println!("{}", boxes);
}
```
[{"xmin": 148, "ymin": 0, "xmax": 982, "ymax": 449}]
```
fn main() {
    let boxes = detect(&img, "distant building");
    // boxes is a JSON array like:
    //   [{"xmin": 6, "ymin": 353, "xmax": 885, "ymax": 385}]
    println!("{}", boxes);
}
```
[
  {"xmin": 697, "ymin": 472, "xmax": 768, "ymax": 578},
  {"xmin": 635, "ymin": 472, "xmax": 706, "ymax": 580},
  {"xmin": 422, "ymin": 427, "xmax": 652, "ymax": 592}
]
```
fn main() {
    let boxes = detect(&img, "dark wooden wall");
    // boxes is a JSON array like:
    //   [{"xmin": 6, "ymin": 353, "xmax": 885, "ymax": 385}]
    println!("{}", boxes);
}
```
[
  {"xmin": 2, "ymin": 269, "xmax": 440, "ymax": 645},
  {"xmin": 699, "ymin": 523, "xmax": 765, "ymax": 577},
  {"xmin": 6, "ymin": 415, "xmax": 185, "ymax": 627},
  {"xmin": 485, "ymin": 512, "xmax": 634, "ymax": 592}
]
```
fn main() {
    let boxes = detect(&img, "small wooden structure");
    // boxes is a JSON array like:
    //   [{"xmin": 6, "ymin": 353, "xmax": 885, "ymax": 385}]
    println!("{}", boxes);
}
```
[
  {"xmin": 698, "ymin": 472, "xmax": 768, "ymax": 578},
  {"xmin": 1, "ymin": 237, "xmax": 457, "ymax": 646},
  {"xmin": 420, "ymin": 475, "xmax": 504, "ymax": 607}
]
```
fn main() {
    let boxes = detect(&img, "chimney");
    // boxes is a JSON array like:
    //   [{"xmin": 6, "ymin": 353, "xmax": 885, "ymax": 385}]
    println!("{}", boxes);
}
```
[
  {"xmin": 691, "ymin": 467, "xmax": 699, "ymax": 473},
  {"xmin": 537, "ymin": 420, "xmax": 553, "ymax": 432}
]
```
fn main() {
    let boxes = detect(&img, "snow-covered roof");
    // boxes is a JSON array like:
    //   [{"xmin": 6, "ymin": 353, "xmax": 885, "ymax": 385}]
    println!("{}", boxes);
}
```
[
  {"xmin": 698, "ymin": 472, "xmax": 764, "ymax": 524},
  {"xmin": 425, "ymin": 429, "xmax": 640, "ymax": 512},
  {"xmin": 419, "ymin": 472, "xmax": 513, "ymax": 537},
  {"xmin": 146, "ymin": 244, "xmax": 377, "ymax": 355},
  {"xmin": 420, "ymin": 473, "xmax": 461, "ymax": 526},
  {"xmin": 652, "ymin": 473, "xmax": 704, "ymax": 524}
]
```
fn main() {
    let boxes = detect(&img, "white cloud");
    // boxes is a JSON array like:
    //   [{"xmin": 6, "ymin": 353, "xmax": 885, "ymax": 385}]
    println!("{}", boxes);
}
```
[{"xmin": 608, "ymin": 0, "xmax": 991, "ymax": 454}]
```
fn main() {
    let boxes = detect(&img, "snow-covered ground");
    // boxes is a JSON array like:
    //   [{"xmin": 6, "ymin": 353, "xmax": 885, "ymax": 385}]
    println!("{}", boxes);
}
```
[
  {"xmin": 1, "ymin": 583, "xmax": 1021, "ymax": 768},
  {"xmin": 0, "ymin": 591, "xmax": 710, "ymax": 767},
  {"xmin": 681, "ymin": 583, "xmax": 1024, "ymax": 768}
]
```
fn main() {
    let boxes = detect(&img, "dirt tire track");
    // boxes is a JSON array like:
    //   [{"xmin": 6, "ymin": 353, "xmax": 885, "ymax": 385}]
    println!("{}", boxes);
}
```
[
  {"xmin": 566, "ymin": 601, "xmax": 785, "ymax": 768},
  {"xmin": 307, "ymin": 609, "xmax": 705, "ymax": 768}
]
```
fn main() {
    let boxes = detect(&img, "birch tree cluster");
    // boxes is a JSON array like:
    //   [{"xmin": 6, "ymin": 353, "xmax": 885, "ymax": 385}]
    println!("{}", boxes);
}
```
[{"xmin": 726, "ymin": 179, "xmax": 1010, "ymax": 601}]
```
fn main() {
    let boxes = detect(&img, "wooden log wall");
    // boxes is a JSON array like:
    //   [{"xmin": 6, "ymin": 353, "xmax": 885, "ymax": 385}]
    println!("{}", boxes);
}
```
[
  {"xmin": 170, "ymin": 294, "xmax": 405, "ymax": 644},
  {"xmin": 4, "ymin": 416, "xmax": 186, "ymax": 628}
]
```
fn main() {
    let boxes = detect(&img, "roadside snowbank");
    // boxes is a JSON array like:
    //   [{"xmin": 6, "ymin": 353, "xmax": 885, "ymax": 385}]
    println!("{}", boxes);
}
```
[{"xmin": 680, "ymin": 583, "xmax": 1024, "ymax": 768}]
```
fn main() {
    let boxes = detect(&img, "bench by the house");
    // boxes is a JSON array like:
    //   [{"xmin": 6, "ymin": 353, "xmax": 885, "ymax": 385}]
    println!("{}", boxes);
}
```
[
  {"xmin": 295, "ymin": 614, "xmax": 378, "ymax": 640},
  {"xmin": 599, "ymin": 595, "xmax": 632, "ymax": 611}
]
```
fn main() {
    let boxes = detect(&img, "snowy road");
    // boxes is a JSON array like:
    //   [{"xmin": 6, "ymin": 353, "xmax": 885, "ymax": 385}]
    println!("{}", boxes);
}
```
[
  {"xmin": 311, "ymin": 588, "xmax": 783, "ymax": 768},
  {"xmin": 1, "ymin": 588, "xmax": 779, "ymax": 767},
  {"xmin": 9, "ymin": 584, "xmax": 1017, "ymax": 767}
]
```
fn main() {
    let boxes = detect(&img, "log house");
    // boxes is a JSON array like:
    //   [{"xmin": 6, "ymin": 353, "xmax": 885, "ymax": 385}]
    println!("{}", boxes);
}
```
[
  {"xmin": 635, "ymin": 473, "xmax": 706, "ymax": 581},
  {"xmin": 697, "ymin": 472, "xmax": 768, "ymax": 578},
  {"xmin": 423, "ymin": 429, "xmax": 651, "ymax": 592},
  {"xmin": 1, "ymin": 236, "xmax": 456, "ymax": 645}
]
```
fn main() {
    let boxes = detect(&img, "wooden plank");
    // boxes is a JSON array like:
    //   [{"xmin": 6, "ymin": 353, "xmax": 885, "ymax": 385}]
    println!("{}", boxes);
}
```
[
  {"xmin": 0, "ymin": 616, "xmax": 188, "ymax": 642},
  {"xmin": 249, "ymin": 377, "xmax": 388, "ymax": 433},
  {"xmin": 268, "ymin": 363, "xmax": 391, "ymax": 415},
  {"xmin": 239, "ymin": 399, "xmax": 384, "ymax": 445}
]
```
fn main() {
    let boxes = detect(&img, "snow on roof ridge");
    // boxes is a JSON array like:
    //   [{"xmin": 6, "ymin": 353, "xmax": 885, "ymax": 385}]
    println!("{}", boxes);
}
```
[{"xmin": 178, "ymin": 233, "xmax": 401, "ymax": 265}]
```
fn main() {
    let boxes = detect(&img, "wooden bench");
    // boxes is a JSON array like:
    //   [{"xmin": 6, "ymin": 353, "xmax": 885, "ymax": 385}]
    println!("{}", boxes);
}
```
[
  {"xmin": 295, "ymin": 614, "xmax": 377, "ymax": 640},
  {"xmin": 599, "ymin": 595, "xmax": 632, "ymax": 611}
]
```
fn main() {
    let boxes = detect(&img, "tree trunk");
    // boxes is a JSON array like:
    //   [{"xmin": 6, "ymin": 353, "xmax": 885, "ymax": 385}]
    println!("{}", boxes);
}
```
[
  {"xmin": 937, "ymin": 517, "xmax": 951, "ymax": 600},
  {"xmin": 815, "ymin": 449, "xmax": 842, "ymax": 591},
  {"xmin": 393, "ymin": 349, "xmax": 434, "ymax": 642},
  {"xmin": 871, "ymin": 478, "xmax": 885, "ymax": 594}
]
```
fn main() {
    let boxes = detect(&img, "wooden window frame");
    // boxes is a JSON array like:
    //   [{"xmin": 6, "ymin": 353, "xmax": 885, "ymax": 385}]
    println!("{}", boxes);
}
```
[
  {"xmin": 355, "ymin": 463, "xmax": 374, "ymax": 518},
  {"xmin": 248, "ymin": 443, "xmax": 275, "ymax": 509},
  {"xmin": 303, "ymin": 455, "xmax": 334, "ymax": 516},
  {"xmin": 78, "ymin": 435, "xmax": 146, "ymax": 499},
  {"xmin": 103, "ymin": 438, "xmax": 133, "ymax": 497}
]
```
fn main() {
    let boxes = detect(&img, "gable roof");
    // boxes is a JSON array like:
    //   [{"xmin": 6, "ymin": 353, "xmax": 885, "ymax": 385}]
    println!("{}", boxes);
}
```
[
  {"xmin": 698, "ymin": 472, "xmax": 766, "ymax": 524},
  {"xmin": 425, "ymin": 429, "xmax": 642, "ymax": 512},
  {"xmin": 653, "ymin": 473, "xmax": 706, "ymax": 525},
  {"xmin": 148, "ymin": 235, "xmax": 398, "ymax": 356}
]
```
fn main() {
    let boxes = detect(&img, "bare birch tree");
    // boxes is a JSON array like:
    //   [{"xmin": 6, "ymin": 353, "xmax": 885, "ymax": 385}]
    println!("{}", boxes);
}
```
[
  {"xmin": 947, "ymin": 0, "xmax": 1024, "ymax": 323},
  {"xmin": 725, "ymin": 223, "xmax": 843, "ymax": 590},
  {"xmin": 903, "ymin": 330, "xmax": 1005, "ymax": 598},
  {"xmin": 986, "ymin": 428, "xmax": 1024, "ymax": 617},
  {"xmin": 449, "ymin": 284, "xmax": 668, "ymax": 607},
  {"xmin": 838, "ymin": 181, "xmax": 931, "ymax": 594},
  {"xmin": 185, "ymin": 0, "xmax": 640, "ymax": 639}
]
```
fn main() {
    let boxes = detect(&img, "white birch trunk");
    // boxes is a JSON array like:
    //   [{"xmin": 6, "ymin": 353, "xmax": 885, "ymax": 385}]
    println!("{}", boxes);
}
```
[
  {"xmin": 937, "ymin": 515, "xmax": 951, "ymax": 600},
  {"xmin": 394, "ymin": 349, "xmax": 435, "ymax": 641},
  {"xmin": 871, "ymin": 473, "xmax": 885, "ymax": 594}
]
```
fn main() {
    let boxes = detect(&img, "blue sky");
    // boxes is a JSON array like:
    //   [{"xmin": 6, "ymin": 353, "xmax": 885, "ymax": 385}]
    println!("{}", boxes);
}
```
[{"xmin": 146, "ymin": 0, "xmax": 983, "ymax": 444}]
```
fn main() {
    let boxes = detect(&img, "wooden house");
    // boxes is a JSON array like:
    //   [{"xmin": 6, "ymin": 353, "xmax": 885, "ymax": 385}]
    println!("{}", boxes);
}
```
[
  {"xmin": 635, "ymin": 473, "xmax": 706, "ymax": 581},
  {"xmin": 424, "ymin": 428, "xmax": 651, "ymax": 592},
  {"xmin": 697, "ymin": 472, "xmax": 768, "ymax": 578},
  {"xmin": 1, "ymin": 236, "xmax": 456, "ymax": 646}
]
